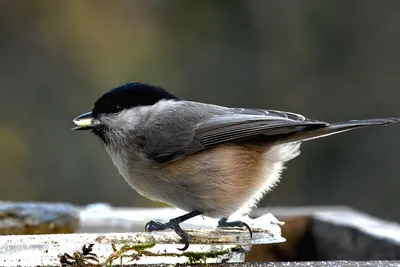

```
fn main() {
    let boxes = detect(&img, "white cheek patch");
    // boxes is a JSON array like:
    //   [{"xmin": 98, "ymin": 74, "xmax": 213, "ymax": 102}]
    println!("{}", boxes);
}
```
[{"xmin": 101, "ymin": 100, "xmax": 182, "ymax": 131}]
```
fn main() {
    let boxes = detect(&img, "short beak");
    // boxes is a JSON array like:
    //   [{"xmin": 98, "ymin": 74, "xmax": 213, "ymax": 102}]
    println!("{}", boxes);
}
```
[{"xmin": 72, "ymin": 112, "xmax": 100, "ymax": 130}]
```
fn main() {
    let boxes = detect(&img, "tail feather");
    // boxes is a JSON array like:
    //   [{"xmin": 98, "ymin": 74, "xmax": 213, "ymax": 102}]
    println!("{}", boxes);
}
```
[{"xmin": 277, "ymin": 117, "xmax": 400, "ymax": 144}]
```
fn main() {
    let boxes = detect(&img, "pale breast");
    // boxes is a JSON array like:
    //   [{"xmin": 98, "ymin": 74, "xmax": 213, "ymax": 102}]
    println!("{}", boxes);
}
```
[{"xmin": 107, "ymin": 142, "xmax": 301, "ymax": 218}]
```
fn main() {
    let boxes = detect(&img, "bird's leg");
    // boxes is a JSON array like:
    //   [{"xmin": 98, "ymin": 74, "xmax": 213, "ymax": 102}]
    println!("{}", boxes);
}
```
[
  {"xmin": 217, "ymin": 217, "xmax": 253, "ymax": 238},
  {"xmin": 145, "ymin": 210, "xmax": 202, "ymax": 251}
]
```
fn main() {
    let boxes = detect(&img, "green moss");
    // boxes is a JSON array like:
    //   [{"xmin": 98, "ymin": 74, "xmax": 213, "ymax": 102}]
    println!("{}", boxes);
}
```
[
  {"xmin": 183, "ymin": 251, "xmax": 209, "ymax": 264},
  {"xmin": 103, "ymin": 243, "xmax": 236, "ymax": 265},
  {"xmin": 103, "ymin": 242, "xmax": 156, "ymax": 265},
  {"xmin": 159, "ymin": 247, "xmax": 232, "ymax": 265},
  {"xmin": 184, "ymin": 249, "xmax": 230, "ymax": 261},
  {"xmin": 119, "ymin": 243, "xmax": 155, "ymax": 254}
]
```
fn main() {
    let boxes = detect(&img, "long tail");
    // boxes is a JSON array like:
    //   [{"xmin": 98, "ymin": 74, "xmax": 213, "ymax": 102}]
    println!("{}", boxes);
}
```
[{"xmin": 277, "ymin": 117, "xmax": 399, "ymax": 144}]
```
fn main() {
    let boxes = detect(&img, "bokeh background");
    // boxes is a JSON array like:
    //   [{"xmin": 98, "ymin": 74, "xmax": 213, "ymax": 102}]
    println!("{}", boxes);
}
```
[{"xmin": 1, "ymin": 1, "xmax": 399, "ymax": 221}]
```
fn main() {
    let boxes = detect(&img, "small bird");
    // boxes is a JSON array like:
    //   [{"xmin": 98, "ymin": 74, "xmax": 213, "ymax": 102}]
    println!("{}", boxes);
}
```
[{"xmin": 73, "ymin": 82, "xmax": 399, "ymax": 250}]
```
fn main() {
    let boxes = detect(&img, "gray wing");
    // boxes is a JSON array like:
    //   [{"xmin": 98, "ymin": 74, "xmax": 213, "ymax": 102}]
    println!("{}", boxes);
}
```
[{"xmin": 145, "ymin": 107, "xmax": 327, "ymax": 163}]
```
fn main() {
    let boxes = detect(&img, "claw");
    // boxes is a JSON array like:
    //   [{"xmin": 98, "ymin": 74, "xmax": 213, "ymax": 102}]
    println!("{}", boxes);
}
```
[
  {"xmin": 178, "ymin": 242, "xmax": 189, "ymax": 251},
  {"xmin": 218, "ymin": 218, "xmax": 253, "ymax": 238},
  {"xmin": 144, "ymin": 221, "xmax": 151, "ymax": 232},
  {"xmin": 143, "ymin": 210, "xmax": 202, "ymax": 251},
  {"xmin": 171, "ymin": 223, "xmax": 190, "ymax": 251},
  {"xmin": 240, "ymin": 221, "xmax": 253, "ymax": 238},
  {"xmin": 145, "ymin": 220, "xmax": 167, "ymax": 232}
]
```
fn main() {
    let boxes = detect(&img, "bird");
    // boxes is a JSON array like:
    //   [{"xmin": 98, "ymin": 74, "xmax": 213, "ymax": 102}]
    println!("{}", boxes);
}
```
[{"xmin": 72, "ymin": 82, "xmax": 399, "ymax": 250}]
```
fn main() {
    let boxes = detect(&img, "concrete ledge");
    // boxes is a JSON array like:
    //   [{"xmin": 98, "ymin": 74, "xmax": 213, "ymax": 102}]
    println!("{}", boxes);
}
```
[{"xmin": 2, "ymin": 204, "xmax": 400, "ymax": 265}]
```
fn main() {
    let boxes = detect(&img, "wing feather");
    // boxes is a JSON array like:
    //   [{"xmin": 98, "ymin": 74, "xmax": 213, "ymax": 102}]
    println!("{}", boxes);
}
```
[{"xmin": 148, "ymin": 108, "xmax": 327, "ymax": 163}]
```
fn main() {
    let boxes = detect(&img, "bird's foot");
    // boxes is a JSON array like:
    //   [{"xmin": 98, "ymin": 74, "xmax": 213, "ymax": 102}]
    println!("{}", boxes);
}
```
[
  {"xmin": 144, "ymin": 220, "xmax": 170, "ymax": 232},
  {"xmin": 217, "ymin": 217, "xmax": 253, "ymax": 238},
  {"xmin": 144, "ymin": 210, "xmax": 202, "ymax": 251},
  {"xmin": 145, "ymin": 219, "xmax": 189, "ymax": 250}
]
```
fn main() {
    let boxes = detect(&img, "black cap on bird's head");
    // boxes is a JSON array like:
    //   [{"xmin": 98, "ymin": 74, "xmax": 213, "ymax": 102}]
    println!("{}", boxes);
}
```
[
  {"xmin": 72, "ymin": 82, "xmax": 179, "ymax": 131},
  {"xmin": 92, "ymin": 82, "xmax": 179, "ymax": 116}
]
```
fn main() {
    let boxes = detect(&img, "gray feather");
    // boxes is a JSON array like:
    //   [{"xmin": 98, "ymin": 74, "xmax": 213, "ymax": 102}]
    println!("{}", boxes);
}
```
[
  {"xmin": 275, "ymin": 118, "xmax": 400, "ymax": 144},
  {"xmin": 145, "ymin": 102, "xmax": 399, "ymax": 163},
  {"xmin": 144, "ymin": 103, "xmax": 329, "ymax": 162}
]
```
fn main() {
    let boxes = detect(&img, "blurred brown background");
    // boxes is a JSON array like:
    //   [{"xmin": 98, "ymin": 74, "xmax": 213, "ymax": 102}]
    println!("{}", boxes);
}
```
[{"xmin": 0, "ymin": 1, "xmax": 399, "ymax": 221}]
